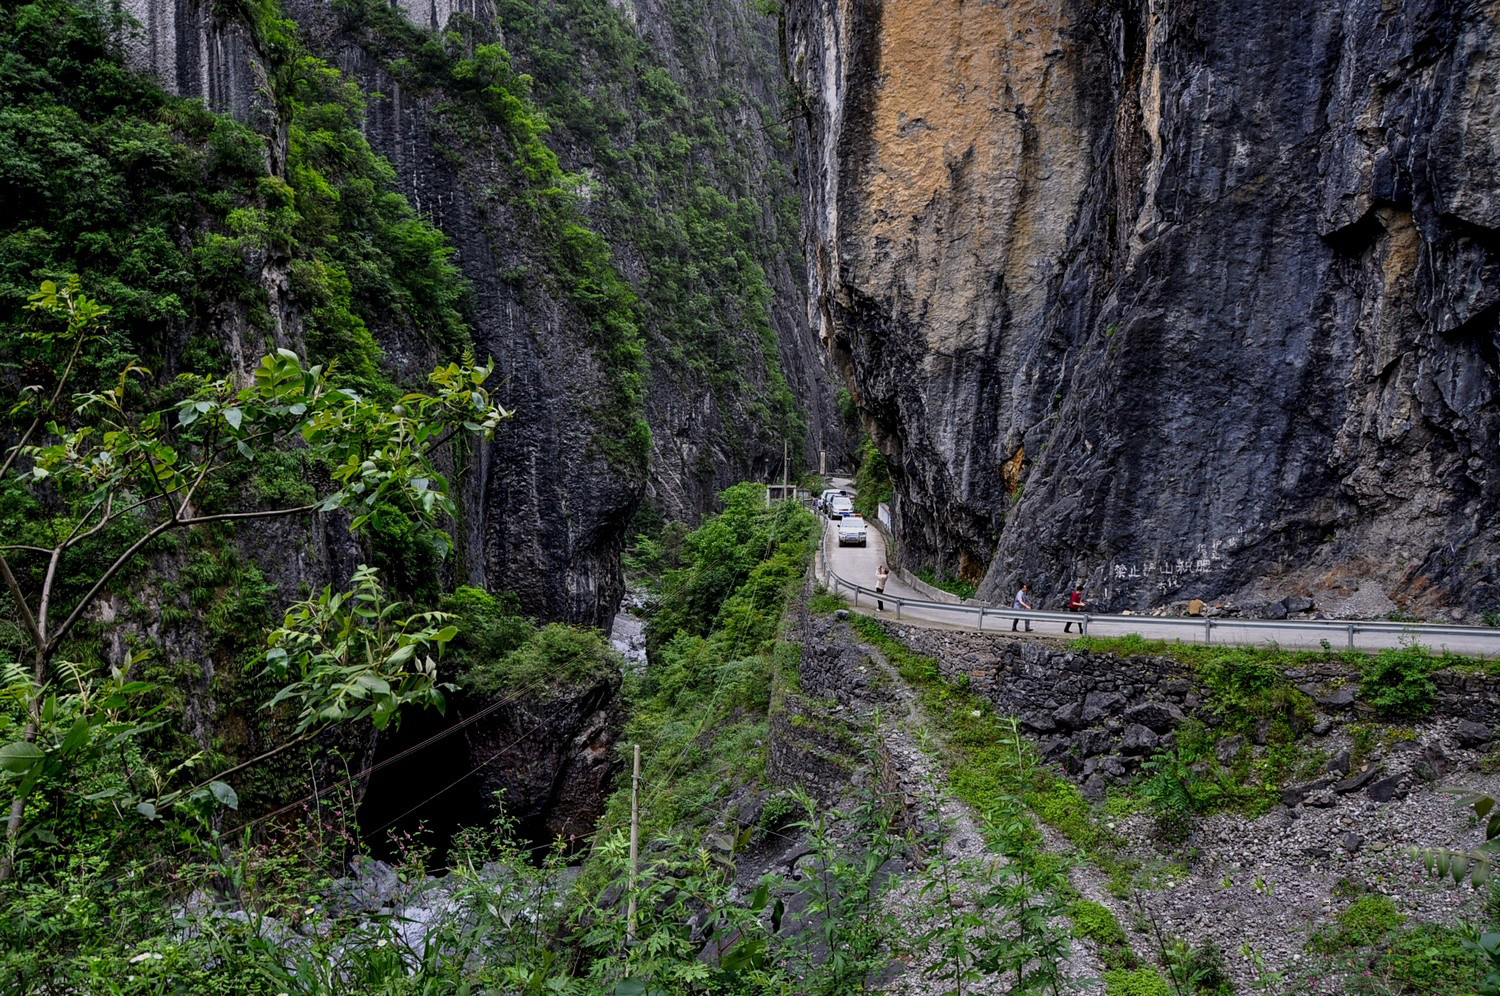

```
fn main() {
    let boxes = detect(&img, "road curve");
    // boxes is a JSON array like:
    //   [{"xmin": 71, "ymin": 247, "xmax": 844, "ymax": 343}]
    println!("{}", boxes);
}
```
[{"xmin": 817, "ymin": 514, "xmax": 1500, "ymax": 659}]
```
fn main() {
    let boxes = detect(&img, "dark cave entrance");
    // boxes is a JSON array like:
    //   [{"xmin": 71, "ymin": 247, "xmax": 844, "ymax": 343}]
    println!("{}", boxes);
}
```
[
  {"xmin": 355, "ymin": 704, "xmax": 592, "ymax": 869},
  {"xmin": 355, "ymin": 706, "xmax": 493, "ymax": 869}
]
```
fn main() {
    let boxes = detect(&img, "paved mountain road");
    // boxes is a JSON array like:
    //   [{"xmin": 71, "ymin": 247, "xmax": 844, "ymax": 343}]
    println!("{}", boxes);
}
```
[{"xmin": 816, "ymin": 499, "xmax": 1499, "ymax": 658}]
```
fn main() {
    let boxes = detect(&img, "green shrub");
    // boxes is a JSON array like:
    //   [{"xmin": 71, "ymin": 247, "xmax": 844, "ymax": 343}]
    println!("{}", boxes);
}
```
[
  {"xmin": 809, "ymin": 590, "xmax": 845, "ymax": 614},
  {"xmin": 1070, "ymin": 899, "xmax": 1132, "ymax": 968},
  {"xmin": 1194, "ymin": 647, "xmax": 1312, "ymax": 727},
  {"xmin": 914, "ymin": 568, "xmax": 977, "ymax": 600},
  {"xmin": 461, "ymin": 622, "xmax": 616, "ymax": 698},
  {"xmin": 440, "ymin": 585, "xmax": 536, "ymax": 690},
  {"xmin": 1383, "ymin": 924, "xmax": 1483, "ymax": 993},
  {"xmin": 1104, "ymin": 967, "xmax": 1170, "ymax": 996},
  {"xmin": 1308, "ymin": 894, "xmax": 1405, "ymax": 953},
  {"xmin": 1163, "ymin": 940, "xmax": 1235, "ymax": 995},
  {"xmin": 1360, "ymin": 643, "xmax": 1439, "ymax": 718},
  {"xmin": 852, "ymin": 435, "xmax": 892, "ymax": 519}
]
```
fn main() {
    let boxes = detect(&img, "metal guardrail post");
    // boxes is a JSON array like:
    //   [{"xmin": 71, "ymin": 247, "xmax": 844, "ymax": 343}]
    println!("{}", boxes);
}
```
[
  {"xmin": 1347, "ymin": 624, "xmax": 1355, "ymax": 651},
  {"xmin": 1205, "ymin": 618, "xmax": 1212, "ymax": 644},
  {"xmin": 896, "ymin": 598, "xmax": 902, "ymax": 620},
  {"xmin": 1082, "ymin": 614, "xmax": 1089, "ymax": 637},
  {"xmin": 978, "ymin": 606, "xmax": 985, "ymax": 630}
]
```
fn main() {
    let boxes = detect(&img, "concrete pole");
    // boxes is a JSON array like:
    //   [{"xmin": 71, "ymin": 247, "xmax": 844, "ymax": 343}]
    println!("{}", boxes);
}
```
[{"xmin": 627, "ymin": 743, "xmax": 640, "ymax": 942}]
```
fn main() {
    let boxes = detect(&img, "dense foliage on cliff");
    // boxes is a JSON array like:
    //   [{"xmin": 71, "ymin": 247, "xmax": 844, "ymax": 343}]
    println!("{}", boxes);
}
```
[
  {"xmin": 330, "ymin": 0, "xmax": 803, "ymax": 473},
  {"xmin": 0, "ymin": 0, "xmax": 497, "ymax": 811},
  {"xmin": 620, "ymin": 483, "xmax": 819, "ymax": 837},
  {"xmin": 491, "ymin": 0, "xmax": 805, "ymax": 451},
  {"xmin": 0, "ymin": 474, "xmax": 831, "ymax": 991},
  {"xmin": 0, "ymin": 0, "xmax": 469, "ymax": 393}
]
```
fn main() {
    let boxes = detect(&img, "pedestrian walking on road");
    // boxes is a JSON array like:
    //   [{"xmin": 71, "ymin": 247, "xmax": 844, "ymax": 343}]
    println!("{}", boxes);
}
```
[
  {"xmin": 1064, "ymin": 586, "xmax": 1087, "ymax": 633},
  {"xmin": 1012, "ymin": 582, "xmax": 1033, "ymax": 632},
  {"xmin": 875, "ymin": 563, "xmax": 889, "ymax": 611}
]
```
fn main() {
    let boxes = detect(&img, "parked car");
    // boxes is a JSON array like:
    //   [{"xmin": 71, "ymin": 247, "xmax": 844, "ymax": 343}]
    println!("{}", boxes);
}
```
[
  {"xmin": 836, "ymin": 515, "xmax": 867, "ymax": 546},
  {"xmin": 828, "ymin": 495, "xmax": 854, "ymax": 520}
]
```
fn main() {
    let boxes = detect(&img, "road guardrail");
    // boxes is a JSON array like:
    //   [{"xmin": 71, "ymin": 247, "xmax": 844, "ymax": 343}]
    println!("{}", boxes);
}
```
[{"xmin": 816, "ymin": 535, "xmax": 1499, "ymax": 655}]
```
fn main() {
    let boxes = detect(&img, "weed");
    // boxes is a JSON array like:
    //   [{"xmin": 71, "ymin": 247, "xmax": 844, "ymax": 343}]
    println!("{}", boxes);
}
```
[
  {"xmin": 1307, "ymin": 895, "xmax": 1405, "ymax": 953},
  {"xmin": 1360, "ymin": 642, "xmax": 1440, "ymax": 718},
  {"xmin": 808, "ymin": 590, "xmax": 845, "ymax": 614}
]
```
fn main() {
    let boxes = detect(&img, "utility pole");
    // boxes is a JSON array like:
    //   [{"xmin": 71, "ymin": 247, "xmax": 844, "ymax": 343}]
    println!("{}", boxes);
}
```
[
  {"xmin": 627, "ymin": 743, "xmax": 641, "ymax": 943},
  {"xmin": 782, "ymin": 436, "xmax": 789, "ymax": 501}
]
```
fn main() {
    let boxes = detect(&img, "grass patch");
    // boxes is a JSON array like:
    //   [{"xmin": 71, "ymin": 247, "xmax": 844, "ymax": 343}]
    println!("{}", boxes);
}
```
[
  {"xmin": 1297, "ymin": 895, "xmax": 1484, "ymax": 995},
  {"xmin": 808, "ymin": 589, "xmax": 845, "ymax": 614},
  {"xmin": 1103, "ymin": 967, "xmax": 1171, "ymax": 996},
  {"xmin": 1071, "ymin": 899, "xmax": 1136, "ymax": 970},
  {"xmin": 1307, "ymin": 895, "xmax": 1406, "ymax": 954},
  {"xmin": 913, "ymin": 568, "xmax": 978, "ymax": 601},
  {"xmin": 848, "ymin": 614, "xmax": 1132, "ymax": 876}
]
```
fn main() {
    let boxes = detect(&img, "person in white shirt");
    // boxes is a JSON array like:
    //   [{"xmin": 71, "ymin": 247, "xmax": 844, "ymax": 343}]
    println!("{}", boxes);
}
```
[{"xmin": 1011, "ymin": 582, "xmax": 1032, "ymax": 632}]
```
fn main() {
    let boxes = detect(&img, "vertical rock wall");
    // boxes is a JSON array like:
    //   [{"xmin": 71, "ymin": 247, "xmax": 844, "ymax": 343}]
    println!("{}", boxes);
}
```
[{"xmin": 787, "ymin": 0, "xmax": 1500, "ymax": 618}]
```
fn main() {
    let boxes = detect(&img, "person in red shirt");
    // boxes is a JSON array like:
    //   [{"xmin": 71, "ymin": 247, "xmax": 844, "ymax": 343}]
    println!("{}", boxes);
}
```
[{"xmin": 1064, "ymin": 586, "xmax": 1087, "ymax": 633}]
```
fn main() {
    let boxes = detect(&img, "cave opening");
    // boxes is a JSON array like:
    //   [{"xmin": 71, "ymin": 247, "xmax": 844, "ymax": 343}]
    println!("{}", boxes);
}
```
[{"xmin": 353, "ymin": 706, "xmax": 527, "ymax": 870}]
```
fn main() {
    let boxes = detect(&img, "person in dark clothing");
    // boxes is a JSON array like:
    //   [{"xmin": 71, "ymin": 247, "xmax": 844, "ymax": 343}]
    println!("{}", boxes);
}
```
[{"xmin": 1064, "ymin": 586, "xmax": 1087, "ymax": 632}]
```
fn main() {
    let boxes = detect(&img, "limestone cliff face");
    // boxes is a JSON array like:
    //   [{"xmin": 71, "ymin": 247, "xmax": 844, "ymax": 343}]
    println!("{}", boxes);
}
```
[{"xmin": 788, "ymin": 0, "xmax": 1500, "ymax": 617}]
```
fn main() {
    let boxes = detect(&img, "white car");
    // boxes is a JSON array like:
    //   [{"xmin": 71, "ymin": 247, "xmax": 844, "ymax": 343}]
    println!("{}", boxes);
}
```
[
  {"xmin": 836, "ymin": 515, "xmax": 867, "ymax": 546},
  {"xmin": 828, "ymin": 496, "xmax": 854, "ymax": 520}
]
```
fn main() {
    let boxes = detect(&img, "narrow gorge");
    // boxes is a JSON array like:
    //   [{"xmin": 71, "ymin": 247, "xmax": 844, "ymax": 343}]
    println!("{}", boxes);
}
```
[{"xmin": 3, "ymin": 0, "xmax": 1500, "ymax": 992}]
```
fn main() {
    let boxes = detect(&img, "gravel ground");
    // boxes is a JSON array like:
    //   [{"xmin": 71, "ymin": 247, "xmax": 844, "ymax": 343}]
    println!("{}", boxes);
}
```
[
  {"xmin": 868, "ymin": 646, "xmax": 1109, "ymax": 996},
  {"xmin": 1067, "ymin": 718, "xmax": 1500, "ymax": 993}
]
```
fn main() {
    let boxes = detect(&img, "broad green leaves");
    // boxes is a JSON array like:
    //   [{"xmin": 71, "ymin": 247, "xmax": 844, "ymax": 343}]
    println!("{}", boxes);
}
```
[
  {"xmin": 264, "ymin": 565, "xmax": 457, "ymax": 733},
  {"xmin": 1414, "ymin": 789, "xmax": 1500, "ymax": 889},
  {"xmin": 0, "ymin": 278, "xmax": 511, "ymax": 866}
]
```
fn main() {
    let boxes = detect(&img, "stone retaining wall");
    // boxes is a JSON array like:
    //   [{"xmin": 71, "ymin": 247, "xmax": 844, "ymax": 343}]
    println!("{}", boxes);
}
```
[{"xmin": 885, "ymin": 625, "xmax": 1500, "ymax": 800}]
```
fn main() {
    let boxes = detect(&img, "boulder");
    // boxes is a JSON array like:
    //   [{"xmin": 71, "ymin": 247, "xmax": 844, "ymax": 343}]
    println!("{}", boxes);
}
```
[
  {"xmin": 1284, "ymin": 595, "xmax": 1315, "ymax": 613},
  {"xmin": 1456, "ymin": 720, "xmax": 1495, "ymax": 748},
  {"xmin": 1120, "ymin": 724, "xmax": 1160, "ymax": 755},
  {"xmin": 1281, "ymin": 778, "xmax": 1334, "ymax": 807},
  {"xmin": 1124, "ymin": 701, "xmax": 1187, "ymax": 733},
  {"xmin": 1215, "ymin": 736, "xmax": 1245, "ymax": 766},
  {"xmin": 1021, "ymin": 711, "xmax": 1057, "ymax": 733},
  {"xmin": 1080, "ymin": 691, "xmax": 1127, "ymax": 724},
  {"xmin": 1366, "ymin": 774, "xmax": 1407, "ymax": 803},
  {"xmin": 1315, "ymin": 687, "xmax": 1356, "ymax": 709},
  {"xmin": 1052, "ymin": 701, "xmax": 1084, "ymax": 729},
  {"xmin": 1333, "ymin": 766, "xmax": 1381, "ymax": 794},
  {"xmin": 1264, "ymin": 601, "xmax": 1289, "ymax": 620}
]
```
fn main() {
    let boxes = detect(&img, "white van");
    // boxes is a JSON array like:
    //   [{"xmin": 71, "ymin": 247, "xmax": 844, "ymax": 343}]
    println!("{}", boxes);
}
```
[{"xmin": 836, "ymin": 515, "xmax": 867, "ymax": 546}]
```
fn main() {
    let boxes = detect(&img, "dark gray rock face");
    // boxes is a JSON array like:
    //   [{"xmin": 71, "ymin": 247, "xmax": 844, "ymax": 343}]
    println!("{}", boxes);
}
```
[
  {"xmin": 462, "ymin": 670, "xmax": 624, "ymax": 842},
  {"xmin": 787, "ymin": 0, "xmax": 1500, "ymax": 619}
]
